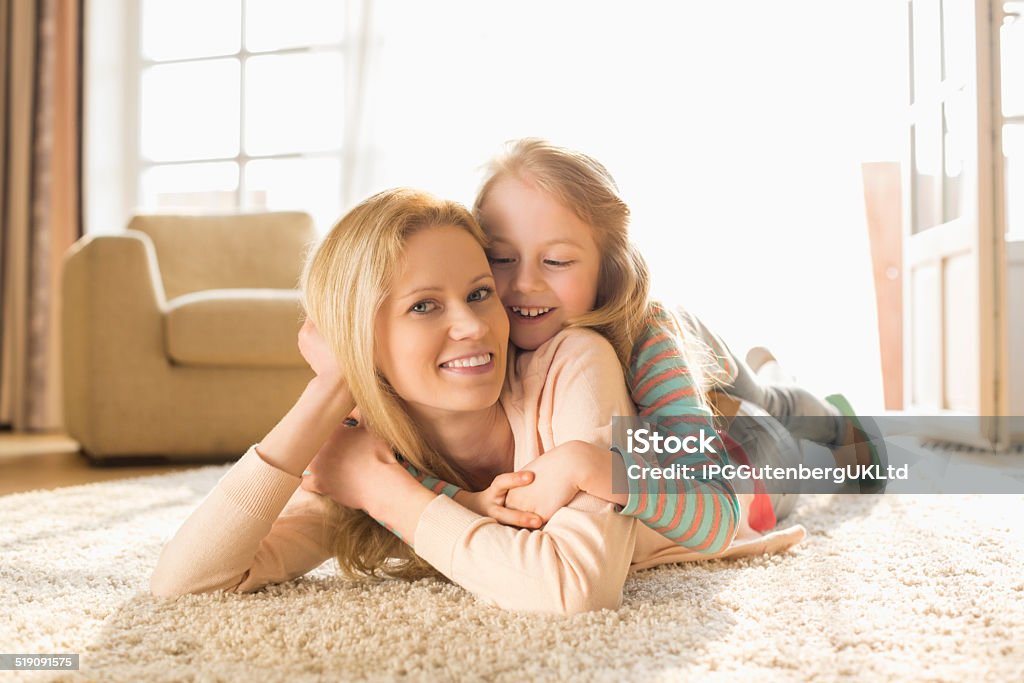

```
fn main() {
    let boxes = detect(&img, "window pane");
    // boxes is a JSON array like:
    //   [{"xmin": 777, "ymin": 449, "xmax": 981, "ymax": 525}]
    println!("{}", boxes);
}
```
[
  {"xmin": 913, "ymin": 109, "xmax": 943, "ymax": 233},
  {"xmin": 244, "ymin": 53, "xmax": 344, "ymax": 156},
  {"xmin": 141, "ymin": 59, "xmax": 241, "ymax": 161},
  {"xmin": 911, "ymin": 0, "xmax": 942, "ymax": 102},
  {"xmin": 1002, "ymin": 4, "xmax": 1024, "ymax": 116},
  {"xmin": 943, "ymin": 89, "xmax": 968, "ymax": 223},
  {"xmin": 244, "ymin": 158, "xmax": 341, "ymax": 232},
  {"xmin": 245, "ymin": 0, "xmax": 346, "ymax": 52},
  {"xmin": 941, "ymin": 0, "xmax": 972, "ymax": 88},
  {"xmin": 1005, "ymin": 125, "xmax": 1024, "ymax": 238},
  {"xmin": 142, "ymin": 0, "xmax": 241, "ymax": 61},
  {"xmin": 140, "ymin": 162, "xmax": 239, "ymax": 210}
]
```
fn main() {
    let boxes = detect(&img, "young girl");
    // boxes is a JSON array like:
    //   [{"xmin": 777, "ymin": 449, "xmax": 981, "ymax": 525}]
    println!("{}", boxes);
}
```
[{"xmin": 390, "ymin": 138, "xmax": 886, "ymax": 543}]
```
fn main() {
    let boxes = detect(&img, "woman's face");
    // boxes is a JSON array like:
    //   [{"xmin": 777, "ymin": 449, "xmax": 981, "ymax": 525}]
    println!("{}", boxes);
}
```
[{"xmin": 375, "ymin": 225, "xmax": 510, "ymax": 419}]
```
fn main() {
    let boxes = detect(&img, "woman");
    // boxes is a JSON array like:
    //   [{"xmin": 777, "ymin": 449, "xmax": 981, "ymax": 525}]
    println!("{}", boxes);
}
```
[{"xmin": 149, "ymin": 188, "xmax": 805, "ymax": 615}]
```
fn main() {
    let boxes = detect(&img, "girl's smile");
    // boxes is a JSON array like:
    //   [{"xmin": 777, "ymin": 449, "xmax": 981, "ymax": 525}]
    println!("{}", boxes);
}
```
[{"xmin": 477, "ymin": 176, "xmax": 601, "ymax": 351}]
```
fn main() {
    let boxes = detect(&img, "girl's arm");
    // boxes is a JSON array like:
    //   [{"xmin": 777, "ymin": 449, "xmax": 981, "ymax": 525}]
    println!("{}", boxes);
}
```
[
  {"xmin": 617, "ymin": 305, "xmax": 741, "ymax": 553},
  {"xmin": 501, "ymin": 322, "xmax": 741, "ymax": 554},
  {"xmin": 400, "ymin": 460, "xmax": 543, "ymax": 529}
]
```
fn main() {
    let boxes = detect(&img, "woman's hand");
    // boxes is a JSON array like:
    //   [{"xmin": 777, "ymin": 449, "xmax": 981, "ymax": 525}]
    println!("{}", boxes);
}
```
[
  {"xmin": 300, "ymin": 421, "xmax": 397, "ymax": 511},
  {"xmin": 298, "ymin": 318, "xmax": 346, "ymax": 389},
  {"xmin": 504, "ymin": 441, "xmax": 606, "ymax": 523},
  {"xmin": 455, "ymin": 472, "xmax": 544, "ymax": 528}
]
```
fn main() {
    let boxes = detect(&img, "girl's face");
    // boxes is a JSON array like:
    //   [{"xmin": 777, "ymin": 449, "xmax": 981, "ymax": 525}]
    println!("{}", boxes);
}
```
[
  {"xmin": 477, "ymin": 176, "xmax": 601, "ymax": 351},
  {"xmin": 375, "ymin": 225, "xmax": 510, "ymax": 420}
]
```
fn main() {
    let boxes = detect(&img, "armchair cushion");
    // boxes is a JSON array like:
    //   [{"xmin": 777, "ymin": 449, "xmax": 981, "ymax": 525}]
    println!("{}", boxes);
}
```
[{"xmin": 166, "ymin": 289, "xmax": 306, "ymax": 367}]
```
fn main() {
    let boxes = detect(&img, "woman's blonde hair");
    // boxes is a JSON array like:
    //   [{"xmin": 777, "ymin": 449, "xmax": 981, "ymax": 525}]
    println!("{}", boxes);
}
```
[
  {"xmin": 301, "ymin": 187, "xmax": 484, "ymax": 581},
  {"xmin": 474, "ymin": 138, "xmax": 721, "ymax": 400}
]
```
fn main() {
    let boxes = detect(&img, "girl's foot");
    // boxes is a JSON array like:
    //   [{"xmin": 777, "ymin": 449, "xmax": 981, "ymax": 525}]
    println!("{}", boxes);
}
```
[{"xmin": 745, "ymin": 346, "xmax": 777, "ymax": 374}]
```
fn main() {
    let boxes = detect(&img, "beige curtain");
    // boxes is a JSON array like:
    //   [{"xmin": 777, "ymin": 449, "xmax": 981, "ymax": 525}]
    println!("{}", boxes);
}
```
[{"xmin": 0, "ymin": 0, "xmax": 82, "ymax": 431}]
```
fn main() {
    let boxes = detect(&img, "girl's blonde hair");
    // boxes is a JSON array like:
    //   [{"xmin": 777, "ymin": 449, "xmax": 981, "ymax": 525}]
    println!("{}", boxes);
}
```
[
  {"xmin": 474, "ymin": 138, "xmax": 721, "ymax": 399},
  {"xmin": 301, "ymin": 187, "xmax": 483, "ymax": 581}
]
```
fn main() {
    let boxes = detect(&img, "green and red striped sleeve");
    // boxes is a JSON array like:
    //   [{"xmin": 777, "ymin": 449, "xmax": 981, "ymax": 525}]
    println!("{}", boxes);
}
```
[{"xmin": 618, "ymin": 302, "xmax": 740, "ymax": 554}]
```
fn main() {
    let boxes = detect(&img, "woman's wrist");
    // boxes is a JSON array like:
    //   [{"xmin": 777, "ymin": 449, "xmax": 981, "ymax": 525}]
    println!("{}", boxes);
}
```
[
  {"xmin": 306, "ymin": 375, "xmax": 354, "ymax": 417},
  {"xmin": 363, "ymin": 463, "xmax": 437, "ymax": 541},
  {"xmin": 255, "ymin": 376, "xmax": 356, "ymax": 478}
]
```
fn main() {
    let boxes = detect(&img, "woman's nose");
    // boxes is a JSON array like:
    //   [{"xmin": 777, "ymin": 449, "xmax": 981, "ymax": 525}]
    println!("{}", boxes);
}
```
[{"xmin": 448, "ymin": 304, "xmax": 489, "ymax": 340}]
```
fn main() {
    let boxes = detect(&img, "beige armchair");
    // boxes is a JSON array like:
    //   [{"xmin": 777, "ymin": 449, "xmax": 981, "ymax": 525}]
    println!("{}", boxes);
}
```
[{"xmin": 61, "ymin": 212, "xmax": 317, "ymax": 461}]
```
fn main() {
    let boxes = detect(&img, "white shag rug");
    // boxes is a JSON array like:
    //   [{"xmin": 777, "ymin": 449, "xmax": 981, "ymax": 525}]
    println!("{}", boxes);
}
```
[{"xmin": 1, "ymin": 463, "xmax": 1023, "ymax": 682}]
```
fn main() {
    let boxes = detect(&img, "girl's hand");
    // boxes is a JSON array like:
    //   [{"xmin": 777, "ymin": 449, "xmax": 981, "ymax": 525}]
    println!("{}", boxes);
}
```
[
  {"xmin": 455, "ymin": 472, "xmax": 544, "ymax": 528},
  {"xmin": 298, "ymin": 318, "xmax": 346, "ymax": 388},
  {"xmin": 504, "ymin": 441, "xmax": 602, "ymax": 523},
  {"xmin": 300, "ymin": 421, "xmax": 397, "ymax": 511}
]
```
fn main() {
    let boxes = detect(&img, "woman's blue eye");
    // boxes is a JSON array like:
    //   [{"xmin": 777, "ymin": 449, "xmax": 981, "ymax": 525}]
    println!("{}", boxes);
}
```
[
  {"xmin": 410, "ymin": 301, "xmax": 437, "ymax": 314},
  {"xmin": 468, "ymin": 286, "xmax": 493, "ymax": 302}
]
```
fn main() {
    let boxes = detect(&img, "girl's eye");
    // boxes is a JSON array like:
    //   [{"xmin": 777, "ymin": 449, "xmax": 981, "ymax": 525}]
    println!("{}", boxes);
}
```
[
  {"xmin": 410, "ymin": 301, "xmax": 437, "ymax": 314},
  {"xmin": 468, "ymin": 286, "xmax": 494, "ymax": 302},
  {"xmin": 544, "ymin": 259, "xmax": 575, "ymax": 267},
  {"xmin": 487, "ymin": 256, "xmax": 515, "ymax": 265}
]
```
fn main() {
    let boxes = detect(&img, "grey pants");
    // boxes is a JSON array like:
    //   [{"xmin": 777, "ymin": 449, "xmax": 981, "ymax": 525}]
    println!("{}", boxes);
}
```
[
  {"xmin": 724, "ymin": 398, "xmax": 801, "ymax": 522},
  {"xmin": 687, "ymin": 313, "xmax": 846, "ymax": 448},
  {"xmin": 687, "ymin": 315, "xmax": 845, "ymax": 522}
]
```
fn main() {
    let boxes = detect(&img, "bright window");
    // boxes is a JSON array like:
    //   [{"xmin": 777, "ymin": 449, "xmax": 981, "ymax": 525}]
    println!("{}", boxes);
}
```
[{"xmin": 135, "ymin": 0, "xmax": 347, "ymax": 230}]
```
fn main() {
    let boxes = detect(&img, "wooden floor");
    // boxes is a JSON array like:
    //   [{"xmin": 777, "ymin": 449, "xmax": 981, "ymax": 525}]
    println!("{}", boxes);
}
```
[{"xmin": 0, "ymin": 432, "xmax": 225, "ymax": 496}]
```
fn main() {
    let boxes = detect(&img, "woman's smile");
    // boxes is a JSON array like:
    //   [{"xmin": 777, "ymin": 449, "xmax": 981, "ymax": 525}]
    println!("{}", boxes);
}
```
[
  {"xmin": 375, "ymin": 224, "xmax": 510, "ymax": 416},
  {"xmin": 439, "ymin": 351, "xmax": 496, "ymax": 375}
]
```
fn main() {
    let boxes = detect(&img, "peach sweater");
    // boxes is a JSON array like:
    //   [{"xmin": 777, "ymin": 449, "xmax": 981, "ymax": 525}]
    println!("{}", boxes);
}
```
[{"xmin": 150, "ymin": 329, "xmax": 806, "ymax": 614}]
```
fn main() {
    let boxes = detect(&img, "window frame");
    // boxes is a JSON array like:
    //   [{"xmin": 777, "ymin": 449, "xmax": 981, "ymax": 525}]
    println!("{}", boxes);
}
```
[{"xmin": 129, "ymin": 0, "xmax": 348, "ymax": 218}]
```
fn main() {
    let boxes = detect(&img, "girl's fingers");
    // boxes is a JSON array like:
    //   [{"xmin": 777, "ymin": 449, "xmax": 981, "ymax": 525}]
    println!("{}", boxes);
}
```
[
  {"xmin": 490, "ymin": 470, "xmax": 534, "ymax": 494},
  {"xmin": 488, "ymin": 506, "xmax": 543, "ymax": 529}
]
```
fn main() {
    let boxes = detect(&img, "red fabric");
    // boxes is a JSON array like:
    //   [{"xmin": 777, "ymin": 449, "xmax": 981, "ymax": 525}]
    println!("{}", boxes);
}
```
[{"xmin": 719, "ymin": 431, "xmax": 777, "ymax": 532}]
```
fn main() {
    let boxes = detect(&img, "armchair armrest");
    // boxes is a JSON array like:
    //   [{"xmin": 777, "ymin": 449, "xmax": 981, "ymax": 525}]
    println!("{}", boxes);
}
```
[{"xmin": 61, "ymin": 230, "xmax": 168, "ymax": 448}]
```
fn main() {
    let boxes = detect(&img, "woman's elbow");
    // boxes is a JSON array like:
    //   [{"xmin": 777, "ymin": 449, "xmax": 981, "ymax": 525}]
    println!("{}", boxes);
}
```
[
  {"xmin": 555, "ymin": 580, "xmax": 623, "ymax": 616},
  {"xmin": 148, "ymin": 569, "xmax": 241, "ymax": 599},
  {"xmin": 149, "ymin": 572, "xmax": 189, "ymax": 599},
  {"xmin": 547, "ymin": 564, "xmax": 625, "ymax": 615}
]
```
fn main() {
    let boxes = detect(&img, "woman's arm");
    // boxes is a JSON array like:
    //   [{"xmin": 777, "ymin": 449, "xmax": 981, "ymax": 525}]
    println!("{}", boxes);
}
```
[
  {"xmin": 372, "ymin": 467, "xmax": 637, "ymax": 616},
  {"xmin": 255, "ymin": 321, "xmax": 356, "ymax": 476},
  {"xmin": 300, "ymin": 430, "xmax": 635, "ymax": 615},
  {"xmin": 150, "ymin": 321, "xmax": 356, "ymax": 597},
  {"xmin": 149, "ymin": 444, "xmax": 337, "ymax": 597},
  {"xmin": 300, "ymin": 424, "xmax": 544, "ymax": 532}
]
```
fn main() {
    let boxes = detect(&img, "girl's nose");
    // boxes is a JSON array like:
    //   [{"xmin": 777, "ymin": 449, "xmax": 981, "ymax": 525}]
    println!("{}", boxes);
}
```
[{"xmin": 511, "ymin": 263, "xmax": 545, "ymax": 295}]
